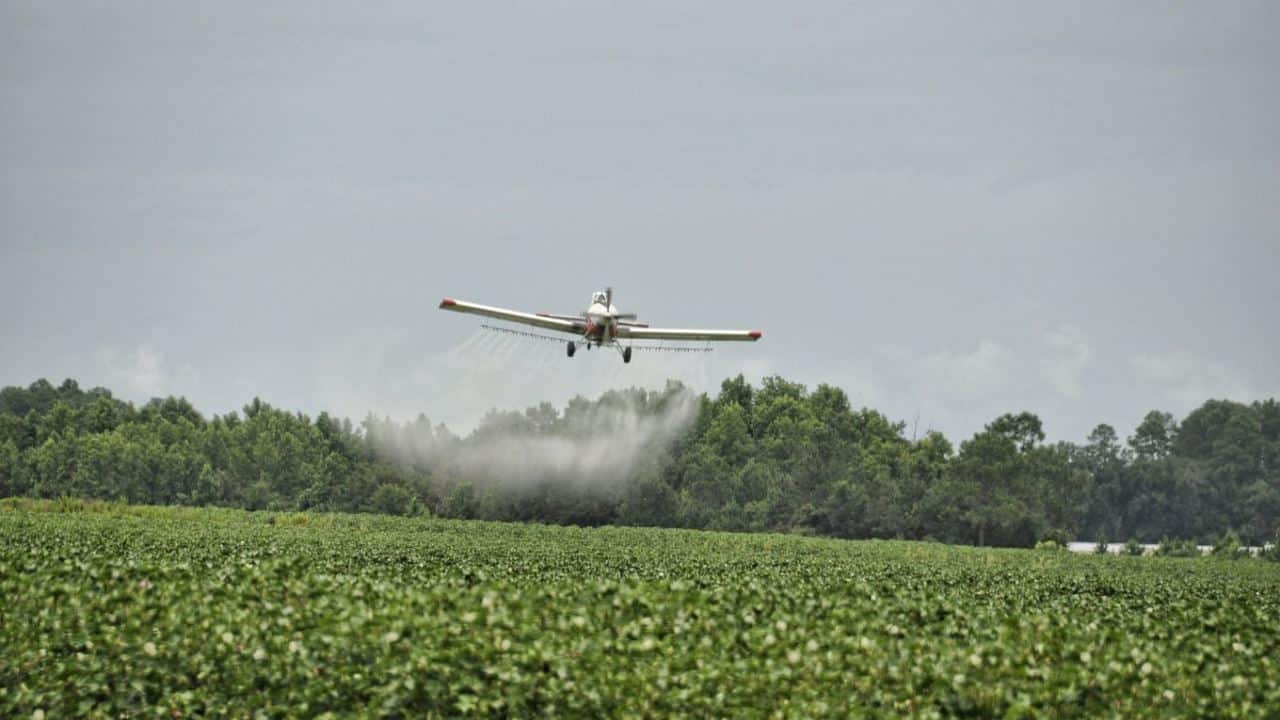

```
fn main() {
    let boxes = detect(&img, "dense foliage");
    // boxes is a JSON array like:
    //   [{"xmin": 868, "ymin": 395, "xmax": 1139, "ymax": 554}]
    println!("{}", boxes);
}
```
[
  {"xmin": 2, "ymin": 500, "xmax": 1276, "ymax": 717},
  {"xmin": 2, "ymin": 377, "xmax": 1278, "ymax": 546}
]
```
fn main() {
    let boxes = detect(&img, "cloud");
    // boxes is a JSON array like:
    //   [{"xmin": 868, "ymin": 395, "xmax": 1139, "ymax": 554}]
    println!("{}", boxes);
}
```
[
  {"xmin": 1129, "ymin": 351, "xmax": 1198, "ymax": 386},
  {"xmin": 97, "ymin": 343, "xmax": 200, "ymax": 401},
  {"xmin": 853, "ymin": 338, "xmax": 1022, "ymax": 440},
  {"xmin": 822, "ymin": 324, "xmax": 1102, "ymax": 441},
  {"xmin": 876, "ymin": 338, "xmax": 1015, "ymax": 389},
  {"xmin": 1128, "ymin": 350, "xmax": 1258, "ymax": 414},
  {"xmin": 98, "ymin": 344, "xmax": 166, "ymax": 397},
  {"xmin": 1040, "ymin": 324, "xmax": 1093, "ymax": 398}
]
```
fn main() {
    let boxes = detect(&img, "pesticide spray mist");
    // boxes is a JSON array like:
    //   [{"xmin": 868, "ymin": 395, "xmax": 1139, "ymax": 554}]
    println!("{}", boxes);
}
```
[
  {"xmin": 443, "ymin": 385, "xmax": 697, "ymax": 488},
  {"xmin": 362, "ymin": 328, "xmax": 711, "ymax": 507}
]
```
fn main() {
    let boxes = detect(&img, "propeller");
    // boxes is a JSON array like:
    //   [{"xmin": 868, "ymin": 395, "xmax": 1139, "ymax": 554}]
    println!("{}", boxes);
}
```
[{"xmin": 604, "ymin": 287, "xmax": 637, "ymax": 322}]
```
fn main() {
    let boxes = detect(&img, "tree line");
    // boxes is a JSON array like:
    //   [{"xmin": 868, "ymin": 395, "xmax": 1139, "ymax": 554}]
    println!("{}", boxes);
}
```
[{"xmin": 1, "ymin": 376, "xmax": 1277, "ymax": 547}]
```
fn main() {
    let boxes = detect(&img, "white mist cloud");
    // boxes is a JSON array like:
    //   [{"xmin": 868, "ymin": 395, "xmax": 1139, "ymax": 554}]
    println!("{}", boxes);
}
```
[
  {"xmin": 451, "ymin": 388, "xmax": 699, "ymax": 487},
  {"xmin": 368, "ymin": 382, "xmax": 700, "ymax": 491}
]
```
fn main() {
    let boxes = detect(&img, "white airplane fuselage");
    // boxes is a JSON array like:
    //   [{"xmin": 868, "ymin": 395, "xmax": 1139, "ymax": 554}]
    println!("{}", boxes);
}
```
[{"xmin": 583, "ymin": 301, "xmax": 619, "ymax": 344}]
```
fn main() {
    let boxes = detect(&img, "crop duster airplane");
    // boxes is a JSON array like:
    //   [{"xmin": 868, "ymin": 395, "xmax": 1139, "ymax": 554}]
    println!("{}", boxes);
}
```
[{"xmin": 439, "ymin": 287, "xmax": 762, "ymax": 363}]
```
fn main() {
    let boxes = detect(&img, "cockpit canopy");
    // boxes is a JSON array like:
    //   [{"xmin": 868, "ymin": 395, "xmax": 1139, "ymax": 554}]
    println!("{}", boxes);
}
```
[{"xmin": 592, "ymin": 291, "xmax": 608, "ymax": 306}]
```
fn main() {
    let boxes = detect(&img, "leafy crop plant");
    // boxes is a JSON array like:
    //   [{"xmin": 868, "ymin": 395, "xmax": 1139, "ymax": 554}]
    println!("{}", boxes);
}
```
[{"xmin": 2, "ymin": 500, "xmax": 1277, "ymax": 717}]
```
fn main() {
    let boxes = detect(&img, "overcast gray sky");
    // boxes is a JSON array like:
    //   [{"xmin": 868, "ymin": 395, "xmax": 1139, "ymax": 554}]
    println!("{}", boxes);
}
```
[{"xmin": 3, "ymin": 1, "xmax": 1277, "ymax": 442}]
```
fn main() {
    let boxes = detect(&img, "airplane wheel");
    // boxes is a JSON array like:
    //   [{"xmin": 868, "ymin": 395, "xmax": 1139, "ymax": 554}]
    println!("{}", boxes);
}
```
[
  {"xmin": 623, "ymin": 346, "xmax": 632, "ymax": 364},
  {"xmin": 567, "ymin": 341, "xmax": 576, "ymax": 358}
]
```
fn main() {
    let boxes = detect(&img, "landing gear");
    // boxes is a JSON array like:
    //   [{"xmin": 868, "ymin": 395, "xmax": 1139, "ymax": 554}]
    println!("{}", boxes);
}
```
[
  {"xmin": 622, "ymin": 346, "xmax": 632, "ymax": 364},
  {"xmin": 566, "ymin": 341, "xmax": 576, "ymax": 358}
]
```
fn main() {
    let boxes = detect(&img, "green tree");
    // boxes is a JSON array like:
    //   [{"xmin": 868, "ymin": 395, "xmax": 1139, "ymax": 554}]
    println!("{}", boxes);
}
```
[
  {"xmin": 370, "ymin": 483, "xmax": 414, "ymax": 516},
  {"xmin": 1130, "ymin": 411, "xmax": 1177, "ymax": 460},
  {"xmin": 927, "ymin": 413, "xmax": 1051, "ymax": 547},
  {"xmin": 1076, "ymin": 424, "xmax": 1129, "ymax": 539}
]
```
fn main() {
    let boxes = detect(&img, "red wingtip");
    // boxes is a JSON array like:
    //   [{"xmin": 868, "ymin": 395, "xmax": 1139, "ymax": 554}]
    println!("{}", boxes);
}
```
[
  {"xmin": 439, "ymin": 298, "xmax": 456, "ymax": 308},
  {"xmin": 748, "ymin": 330, "xmax": 763, "ymax": 340}
]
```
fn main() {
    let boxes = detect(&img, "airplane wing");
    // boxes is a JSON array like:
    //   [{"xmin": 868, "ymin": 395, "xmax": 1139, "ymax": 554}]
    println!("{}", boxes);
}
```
[
  {"xmin": 439, "ymin": 298, "xmax": 583, "ymax": 335},
  {"xmin": 616, "ymin": 326, "xmax": 762, "ymax": 342},
  {"xmin": 535, "ymin": 312, "xmax": 587, "ymax": 323}
]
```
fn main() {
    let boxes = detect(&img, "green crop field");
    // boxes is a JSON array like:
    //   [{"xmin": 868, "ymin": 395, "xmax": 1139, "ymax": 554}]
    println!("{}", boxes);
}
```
[{"xmin": 2, "ymin": 499, "xmax": 1277, "ymax": 718}]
